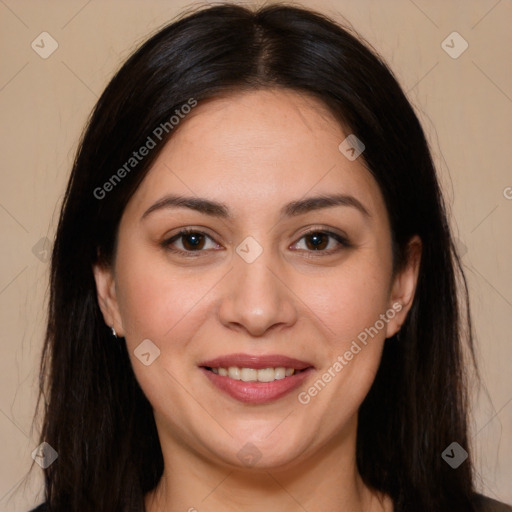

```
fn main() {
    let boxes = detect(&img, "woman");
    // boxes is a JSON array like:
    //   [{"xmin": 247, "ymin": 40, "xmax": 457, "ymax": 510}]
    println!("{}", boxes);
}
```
[{"xmin": 28, "ymin": 3, "xmax": 511, "ymax": 511}]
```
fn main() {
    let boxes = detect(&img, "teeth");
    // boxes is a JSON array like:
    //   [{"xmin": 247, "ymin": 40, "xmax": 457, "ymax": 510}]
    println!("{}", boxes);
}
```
[
  {"xmin": 274, "ymin": 367, "xmax": 286, "ymax": 380},
  {"xmin": 209, "ymin": 366, "xmax": 297, "ymax": 382},
  {"xmin": 228, "ymin": 366, "xmax": 241, "ymax": 380},
  {"xmin": 240, "ymin": 368, "xmax": 258, "ymax": 382},
  {"xmin": 256, "ymin": 368, "xmax": 275, "ymax": 382}
]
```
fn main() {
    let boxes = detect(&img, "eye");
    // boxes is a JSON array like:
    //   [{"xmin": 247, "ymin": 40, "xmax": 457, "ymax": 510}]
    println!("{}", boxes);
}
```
[
  {"xmin": 163, "ymin": 229, "xmax": 221, "ymax": 256},
  {"xmin": 162, "ymin": 227, "xmax": 350, "ymax": 258},
  {"xmin": 290, "ymin": 229, "xmax": 349, "ymax": 255}
]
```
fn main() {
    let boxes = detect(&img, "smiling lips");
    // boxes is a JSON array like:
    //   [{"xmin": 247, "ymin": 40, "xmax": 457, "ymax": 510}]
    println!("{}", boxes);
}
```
[{"xmin": 199, "ymin": 353, "xmax": 315, "ymax": 404}]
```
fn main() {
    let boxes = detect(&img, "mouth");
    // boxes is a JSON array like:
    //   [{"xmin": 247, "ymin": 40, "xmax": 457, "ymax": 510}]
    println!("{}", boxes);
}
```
[{"xmin": 198, "ymin": 353, "xmax": 315, "ymax": 404}]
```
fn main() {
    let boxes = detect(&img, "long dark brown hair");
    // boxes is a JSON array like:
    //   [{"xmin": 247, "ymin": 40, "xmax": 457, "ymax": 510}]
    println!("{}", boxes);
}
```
[{"xmin": 31, "ymin": 3, "xmax": 478, "ymax": 511}]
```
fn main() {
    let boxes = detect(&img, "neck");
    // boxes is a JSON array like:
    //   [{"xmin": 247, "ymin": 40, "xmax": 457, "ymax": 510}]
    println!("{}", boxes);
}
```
[{"xmin": 144, "ymin": 417, "xmax": 392, "ymax": 512}]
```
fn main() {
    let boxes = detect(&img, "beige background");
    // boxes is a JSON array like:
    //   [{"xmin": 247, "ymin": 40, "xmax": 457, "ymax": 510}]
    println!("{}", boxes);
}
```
[{"xmin": 1, "ymin": 0, "xmax": 511, "ymax": 509}]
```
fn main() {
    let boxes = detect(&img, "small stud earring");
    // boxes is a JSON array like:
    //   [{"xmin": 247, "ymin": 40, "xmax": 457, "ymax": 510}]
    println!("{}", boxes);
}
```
[{"xmin": 111, "ymin": 326, "xmax": 117, "ymax": 338}]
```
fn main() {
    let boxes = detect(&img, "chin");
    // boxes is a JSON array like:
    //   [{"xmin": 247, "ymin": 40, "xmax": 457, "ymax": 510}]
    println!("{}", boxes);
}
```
[{"xmin": 206, "ymin": 429, "xmax": 312, "ymax": 471}]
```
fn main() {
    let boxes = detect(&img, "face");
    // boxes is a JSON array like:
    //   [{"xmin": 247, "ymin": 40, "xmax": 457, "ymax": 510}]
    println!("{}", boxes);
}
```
[{"xmin": 94, "ymin": 88, "xmax": 421, "ymax": 471}]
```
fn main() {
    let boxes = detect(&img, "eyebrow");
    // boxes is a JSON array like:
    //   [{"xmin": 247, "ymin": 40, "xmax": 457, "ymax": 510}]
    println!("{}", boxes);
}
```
[{"xmin": 140, "ymin": 193, "xmax": 371, "ymax": 221}]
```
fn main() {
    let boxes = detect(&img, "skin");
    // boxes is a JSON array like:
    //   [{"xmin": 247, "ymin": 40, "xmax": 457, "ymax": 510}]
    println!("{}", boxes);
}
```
[{"xmin": 94, "ymin": 88, "xmax": 421, "ymax": 512}]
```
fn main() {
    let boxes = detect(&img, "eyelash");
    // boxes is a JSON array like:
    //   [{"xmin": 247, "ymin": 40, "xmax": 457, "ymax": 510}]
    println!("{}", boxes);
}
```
[{"xmin": 162, "ymin": 227, "xmax": 351, "ymax": 258}]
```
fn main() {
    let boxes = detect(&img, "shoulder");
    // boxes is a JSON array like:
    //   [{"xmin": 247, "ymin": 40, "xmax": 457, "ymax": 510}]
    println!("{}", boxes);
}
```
[
  {"xmin": 29, "ymin": 504, "xmax": 47, "ymax": 512},
  {"xmin": 473, "ymin": 494, "xmax": 512, "ymax": 512}
]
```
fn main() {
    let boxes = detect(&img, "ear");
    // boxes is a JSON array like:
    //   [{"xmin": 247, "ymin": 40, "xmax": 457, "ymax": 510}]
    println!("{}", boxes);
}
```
[
  {"xmin": 385, "ymin": 235, "xmax": 422, "ymax": 339},
  {"xmin": 92, "ymin": 262, "xmax": 125, "ymax": 337}
]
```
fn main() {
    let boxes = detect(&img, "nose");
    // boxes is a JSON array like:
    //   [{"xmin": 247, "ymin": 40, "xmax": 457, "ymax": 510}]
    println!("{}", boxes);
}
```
[{"xmin": 217, "ymin": 244, "xmax": 298, "ymax": 337}]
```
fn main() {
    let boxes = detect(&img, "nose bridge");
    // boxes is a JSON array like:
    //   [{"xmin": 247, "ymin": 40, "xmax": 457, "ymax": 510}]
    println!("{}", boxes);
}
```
[{"xmin": 217, "ymin": 237, "xmax": 297, "ymax": 336}]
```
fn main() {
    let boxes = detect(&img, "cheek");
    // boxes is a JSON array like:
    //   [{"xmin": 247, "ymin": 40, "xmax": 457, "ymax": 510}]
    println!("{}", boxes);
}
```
[
  {"xmin": 299, "ymin": 252, "xmax": 392, "ymax": 410},
  {"xmin": 114, "ymin": 244, "xmax": 222, "ymax": 362},
  {"xmin": 116, "ymin": 264, "xmax": 171, "ymax": 338},
  {"xmin": 304, "ymin": 255, "xmax": 392, "ymax": 345},
  {"xmin": 113, "ymin": 250, "xmax": 206, "ymax": 411},
  {"xmin": 113, "ymin": 243, "xmax": 192, "ymax": 343}
]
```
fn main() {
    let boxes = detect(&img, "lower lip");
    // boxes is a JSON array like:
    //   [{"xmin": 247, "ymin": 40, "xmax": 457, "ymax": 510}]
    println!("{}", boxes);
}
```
[{"xmin": 200, "ymin": 367, "xmax": 314, "ymax": 404}]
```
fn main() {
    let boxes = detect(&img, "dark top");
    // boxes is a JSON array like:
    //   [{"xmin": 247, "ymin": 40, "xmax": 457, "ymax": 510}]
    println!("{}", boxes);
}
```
[{"xmin": 29, "ymin": 494, "xmax": 512, "ymax": 511}]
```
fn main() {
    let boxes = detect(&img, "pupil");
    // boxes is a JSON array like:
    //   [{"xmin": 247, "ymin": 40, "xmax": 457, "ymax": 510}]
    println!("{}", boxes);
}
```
[
  {"xmin": 185, "ymin": 233, "xmax": 202, "ymax": 248},
  {"xmin": 309, "ymin": 232, "xmax": 326, "ymax": 250}
]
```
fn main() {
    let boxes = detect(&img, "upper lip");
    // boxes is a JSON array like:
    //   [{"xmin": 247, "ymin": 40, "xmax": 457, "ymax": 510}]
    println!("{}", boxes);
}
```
[{"xmin": 199, "ymin": 353, "xmax": 314, "ymax": 370}]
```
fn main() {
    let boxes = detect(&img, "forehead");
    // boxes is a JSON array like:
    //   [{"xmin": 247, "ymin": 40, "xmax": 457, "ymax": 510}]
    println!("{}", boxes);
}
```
[{"xmin": 124, "ymin": 88, "xmax": 387, "ymax": 224}]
